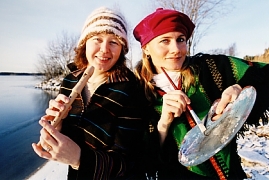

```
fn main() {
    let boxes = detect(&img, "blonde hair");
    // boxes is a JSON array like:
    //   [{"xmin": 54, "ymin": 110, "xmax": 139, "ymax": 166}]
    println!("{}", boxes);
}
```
[{"xmin": 134, "ymin": 52, "xmax": 196, "ymax": 102}]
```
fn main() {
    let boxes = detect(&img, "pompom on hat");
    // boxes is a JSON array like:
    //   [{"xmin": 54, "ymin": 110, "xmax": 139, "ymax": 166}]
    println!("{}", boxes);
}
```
[
  {"xmin": 78, "ymin": 7, "xmax": 128, "ymax": 54},
  {"xmin": 133, "ymin": 8, "xmax": 195, "ymax": 47}
]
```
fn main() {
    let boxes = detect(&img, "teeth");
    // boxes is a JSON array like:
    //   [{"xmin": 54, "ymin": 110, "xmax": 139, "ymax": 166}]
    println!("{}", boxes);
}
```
[{"xmin": 98, "ymin": 57, "xmax": 109, "ymax": 60}]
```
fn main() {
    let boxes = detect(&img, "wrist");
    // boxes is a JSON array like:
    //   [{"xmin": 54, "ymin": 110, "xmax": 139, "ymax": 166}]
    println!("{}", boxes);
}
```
[
  {"xmin": 71, "ymin": 163, "xmax": 80, "ymax": 170},
  {"xmin": 157, "ymin": 120, "xmax": 170, "ymax": 132},
  {"xmin": 71, "ymin": 147, "xmax": 81, "ymax": 170}
]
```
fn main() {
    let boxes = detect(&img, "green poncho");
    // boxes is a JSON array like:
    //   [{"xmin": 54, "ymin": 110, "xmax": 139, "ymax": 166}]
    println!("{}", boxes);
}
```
[{"xmin": 152, "ymin": 53, "xmax": 269, "ymax": 179}]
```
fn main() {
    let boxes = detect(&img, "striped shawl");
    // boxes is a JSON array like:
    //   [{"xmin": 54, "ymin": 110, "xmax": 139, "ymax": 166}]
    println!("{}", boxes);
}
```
[{"xmin": 60, "ymin": 65, "xmax": 147, "ymax": 180}]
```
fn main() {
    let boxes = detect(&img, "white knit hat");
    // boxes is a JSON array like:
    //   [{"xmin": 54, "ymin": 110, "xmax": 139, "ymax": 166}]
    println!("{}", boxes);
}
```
[{"xmin": 78, "ymin": 7, "xmax": 128, "ymax": 54}]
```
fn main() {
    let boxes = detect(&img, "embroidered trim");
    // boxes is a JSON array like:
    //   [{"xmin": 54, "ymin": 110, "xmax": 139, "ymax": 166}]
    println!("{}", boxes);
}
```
[
  {"xmin": 214, "ymin": 153, "xmax": 229, "ymax": 177},
  {"xmin": 229, "ymin": 58, "xmax": 240, "ymax": 82},
  {"xmin": 209, "ymin": 157, "xmax": 228, "ymax": 179},
  {"xmin": 205, "ymin": 58, "xmax": 223, "ymax": 91}
]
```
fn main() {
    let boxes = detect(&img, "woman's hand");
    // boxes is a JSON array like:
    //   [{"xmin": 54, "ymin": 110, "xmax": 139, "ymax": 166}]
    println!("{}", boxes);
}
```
[
  {"xmin": 45, "ymin": 94, "xmax": 70, "ymax": 130},
  {"xmin": 157, "ymin": 90, "xmax": 190, "ymax": 145},
  {"xmin": 158, "ymin": 90, "xmax": 190, "ymax": 131},
  {"xmin": 32, "ymin": 119, "xmax": 81, "ymax": 169},
  {"xmin": 46, "ymin": 94, "xmax": 70, "ymax": 119},
  {"xmin": 212, "ymin": 84, "xmax": 242, "ymax": 121}
]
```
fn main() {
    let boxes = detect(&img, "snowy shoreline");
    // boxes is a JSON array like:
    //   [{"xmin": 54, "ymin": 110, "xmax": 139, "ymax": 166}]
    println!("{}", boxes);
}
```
[
  {"xmin": 35, "ymin": 77, "xmax": 62, "ymax": 91},
  {"xmin": 27, "ymin": 161, "xmax": 68, "ymax": 180}
]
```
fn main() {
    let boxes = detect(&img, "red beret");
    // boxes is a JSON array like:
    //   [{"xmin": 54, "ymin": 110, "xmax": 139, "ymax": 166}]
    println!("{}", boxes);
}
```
[{"xmin": 133, "ymin": 8, "xmax": 195, "ymax": 47}]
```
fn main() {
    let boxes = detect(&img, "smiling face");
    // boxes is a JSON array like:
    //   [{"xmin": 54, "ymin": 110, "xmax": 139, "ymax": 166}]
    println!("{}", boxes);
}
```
[
  {"xmin": 85, "ymin": 33, "xmax": 122, "ymax": 73},
  {"xmin": 143, "ymin": 31, "xmax": 187, "ymax": 73}
]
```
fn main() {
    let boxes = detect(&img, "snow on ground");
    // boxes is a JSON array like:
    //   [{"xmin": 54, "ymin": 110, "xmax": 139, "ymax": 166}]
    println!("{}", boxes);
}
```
[
  {"xmin": 35, "ymin": 77, "xmax": 62, "ymax": 91},
  {"xmin": 27, "ymin": 161, "xmax": 68, "ymax": 180},
  {"xmin": 237, "ymin": 123, "xmax": 269, "ymax": 179}
]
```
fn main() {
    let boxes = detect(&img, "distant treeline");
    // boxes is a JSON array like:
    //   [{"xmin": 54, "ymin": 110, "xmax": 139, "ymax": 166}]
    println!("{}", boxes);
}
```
[{"xmin": 0, "ymin": 72, "xmax": 44, "ymax": 76}]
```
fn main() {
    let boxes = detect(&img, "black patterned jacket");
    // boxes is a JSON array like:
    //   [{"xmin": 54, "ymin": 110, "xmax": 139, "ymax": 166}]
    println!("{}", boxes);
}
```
[{"xmin": 60, "ymin": 65, "xmax": 148, "ymax": 180}]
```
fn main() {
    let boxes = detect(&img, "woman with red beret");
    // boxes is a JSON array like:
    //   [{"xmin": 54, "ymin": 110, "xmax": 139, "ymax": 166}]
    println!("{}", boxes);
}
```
[{"xmin": 133, "ymin": 8, "xmax": 269, "ymax": 179}]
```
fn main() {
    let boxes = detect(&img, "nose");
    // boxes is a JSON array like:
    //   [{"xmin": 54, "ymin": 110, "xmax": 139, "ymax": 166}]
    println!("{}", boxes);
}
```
[
  {"xmin": 170, "ymin": 41, "xmax": 180, "ymax": 54},
  {"xmin": 100, "ymin": 41, "xmax": 109, "ymax": 53}
]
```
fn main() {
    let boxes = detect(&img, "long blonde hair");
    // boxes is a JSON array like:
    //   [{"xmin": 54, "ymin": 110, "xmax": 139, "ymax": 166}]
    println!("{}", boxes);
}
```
[{"xmin": 134, "ymin": 52, "xmax": 197, "ymax": 102}]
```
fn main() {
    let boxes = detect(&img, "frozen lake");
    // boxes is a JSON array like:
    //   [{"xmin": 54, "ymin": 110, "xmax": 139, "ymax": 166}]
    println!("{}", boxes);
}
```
[{"xmin": 0, "ymin": 75, "xmax": 57, "ymax": 179}]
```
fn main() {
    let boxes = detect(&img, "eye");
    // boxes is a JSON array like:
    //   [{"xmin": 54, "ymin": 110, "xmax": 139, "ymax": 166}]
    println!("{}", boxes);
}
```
[
  {"xmin": 110, "ymin": 40, "xmax": 120, "ymax": 46},
  {"xmin": 177, "ymin": 37, "xmax": 186, "ymax": 42},
  {"xmin": 160, "ymin": 39, "xmax": 169, "ymax": 44},
  {"xmin": 91, "ymin": 36, "xmax": 102, "ymax": 42}
]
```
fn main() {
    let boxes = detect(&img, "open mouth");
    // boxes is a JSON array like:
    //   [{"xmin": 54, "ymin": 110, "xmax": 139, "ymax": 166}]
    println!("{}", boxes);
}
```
[{"xmin": 96, "ymin": 56, "xmax": 111, "ymax": 61}]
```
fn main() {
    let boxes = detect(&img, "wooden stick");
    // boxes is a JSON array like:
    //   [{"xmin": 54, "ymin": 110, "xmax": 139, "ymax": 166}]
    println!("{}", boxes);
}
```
[{"xmin": 37, "ymin": 66, "xmax": 94, "ymax": 145}]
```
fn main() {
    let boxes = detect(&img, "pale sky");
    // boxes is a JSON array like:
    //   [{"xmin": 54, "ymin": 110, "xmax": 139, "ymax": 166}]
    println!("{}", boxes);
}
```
[{"xmin": 0, "ymin": 0, "xmax": 269, "ymax": 73}]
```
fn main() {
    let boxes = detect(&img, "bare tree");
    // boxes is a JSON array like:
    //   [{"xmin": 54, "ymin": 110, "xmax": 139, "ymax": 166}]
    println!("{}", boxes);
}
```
[
  {"xmin": 227, "ymin": 43, "xmax": 237, "ymax": 56},
  {"xmin": 36, "ymin": 31, "xmax": 78, "ymax": 80},
  {"xmin": 208, "ymin": 43, "xmax": 237, "ymax": 56},
  {"xmin": 151, "ymin": 0, "xmax": 232, "ymax": 55}
]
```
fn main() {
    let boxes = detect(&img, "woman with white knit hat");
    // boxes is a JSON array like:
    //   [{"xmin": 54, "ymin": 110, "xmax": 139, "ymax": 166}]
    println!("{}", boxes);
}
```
[{"xmin": 32, "ymin": 7, "xmax": 147, "ymax": 179}]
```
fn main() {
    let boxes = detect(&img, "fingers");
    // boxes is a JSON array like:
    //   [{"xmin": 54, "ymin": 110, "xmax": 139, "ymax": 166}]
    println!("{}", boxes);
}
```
[
  {"xmin": 32, "ymin": 131, "xmax": 81, "ymax": 167},
  {"xmin": 32, "ymin": 113, "xmax": 81, "ymax": 165},
  {"xmin": 55, "ymin": 94, "xmax": 70, "ymax": 103},
  {"xmin": 46, "ymin": 106, "xmax": 60, "ymax": 117},
  {"xmin": 161, "ymin": 90, "xmax": 190, "ymax": 123},
  {"xmin": 32, "ymin": 143, "xmax": 52, "ymax": 159},
  {"xmin": 39, "ymin": 120, "xmax": 61, "ymax": 146},
  {"xmin": 48, "ymin": 94, "xmax": 69, "ymax": 111},
  {"xmin": 32, "ymin": 120, "xmax": 57, "ymax": 159},
  {"xmin": 35, "ymin": 120, "xmax": 62, "ymax": 156},
  {"xmin": 164, "ymin": 90, "xmax": 190, "ymax": 114},
  {"xmin": 40, "ymin": 114, "xmax": 55, "ymax": 122},
  {"xmin": 33, "ymin": 120, "xmax": 63, "ymax": 160},
  {"xmin": 166, "ymin": 90, "xmax": 191, "ymax": 104},
  {"xmin": 216, "ymin": 84, "xmax": 242, "ymax": 114},
  {"xmin": 163, "ymin": 98, "xmax": 185, "ymax": 117},
  {"xmin": 46, "ymin": 94, "xmax": 71, "ymax": 118},
  {"xmin": 211, "ymin": 113, "xmax": 222, "ymax": 121}
]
